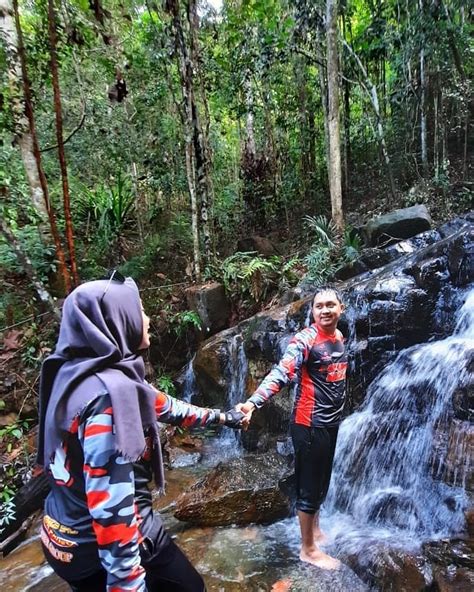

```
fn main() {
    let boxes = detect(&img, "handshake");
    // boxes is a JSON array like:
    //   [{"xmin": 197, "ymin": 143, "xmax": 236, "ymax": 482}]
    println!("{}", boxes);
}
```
[{"xmin": 214, "ymin": 401, "xmax": 256, "ymax": 430}]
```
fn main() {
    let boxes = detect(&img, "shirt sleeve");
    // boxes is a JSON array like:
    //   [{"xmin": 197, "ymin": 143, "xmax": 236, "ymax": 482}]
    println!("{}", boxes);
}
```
[
  {"xmin": 154, "ymin": 389, "xmax": 219, "ymax": 428},
  {"xmin": 247, "ymin": 327, "xmax": 313, "ymax": 408},
  {"xmin": 80, "ymin": 405, "xmax": 147, "ymax": 592}
]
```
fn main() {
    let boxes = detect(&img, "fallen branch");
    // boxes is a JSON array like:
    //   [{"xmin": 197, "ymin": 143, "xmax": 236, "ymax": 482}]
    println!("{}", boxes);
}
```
[{"xmin": 0, "ymin": 471, "xmax": 50, "ymax": 556}]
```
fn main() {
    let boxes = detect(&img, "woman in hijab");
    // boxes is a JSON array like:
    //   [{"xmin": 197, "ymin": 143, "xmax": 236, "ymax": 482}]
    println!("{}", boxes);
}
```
[{"xmin": 37, "ymin": 274, "xmax": 244, "ymax": 592}]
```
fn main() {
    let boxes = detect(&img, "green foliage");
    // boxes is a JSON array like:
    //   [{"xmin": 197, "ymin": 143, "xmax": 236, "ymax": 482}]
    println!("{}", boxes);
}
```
[
  {"xmin": 77, "ymin": 172, "xmax": 135, "ymax": 245},
  {"xmin": 219, "ymin": 251, "xmax": 300, "ymax": 303},
  {"xmin": 303, "ymin": 216, "xmax": 362, "ymax": 282},
  {"xmin": 303, "ymin": 246, "xmax": 337, "ymax": 284},
  {"xmin": 342, "ymin": 227, "xmax": 363, "ymax": 262},
  {"xmin": 304, "ymin": 215, "xmax": 337, "ymax": 248},
  {"xmin": 0, "ymin": 497, "xmax": 16, "ymax": 530},
  {"xmin": 0, "ymin": 419, "xmax": 31, "ymax": 454},
  {"xmin": 170, "ymin": 310, "xmax": 202, "ymax": 337},
  {"xmin": 156, "ymin": 374, "xmax": 176, "ymax": 397}
]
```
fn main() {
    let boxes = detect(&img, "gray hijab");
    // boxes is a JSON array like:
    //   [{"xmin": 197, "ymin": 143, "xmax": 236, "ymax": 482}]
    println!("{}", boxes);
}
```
[{"xmin": 37, "ymin": 277, "xmax": 164, "ymax": 491}]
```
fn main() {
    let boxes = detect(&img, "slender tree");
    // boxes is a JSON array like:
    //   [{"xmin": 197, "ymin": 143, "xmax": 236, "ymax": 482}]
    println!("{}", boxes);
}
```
[
  {"xmin": 326, "ymin": 0, "xmax": 344, "ymax": 231},
  {"xmin": 47, "ymin": 0, "xmax": 79, "ymax": 287},
  {"xmin": 2, "ymin": 0, "xmax": 71, "ymax": 293}
]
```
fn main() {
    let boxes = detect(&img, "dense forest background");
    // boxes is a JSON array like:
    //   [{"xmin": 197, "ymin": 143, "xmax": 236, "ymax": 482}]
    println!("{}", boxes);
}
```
[{"xmin": 0, "ymin": 0, "xmax": 472, "ymax": 499}]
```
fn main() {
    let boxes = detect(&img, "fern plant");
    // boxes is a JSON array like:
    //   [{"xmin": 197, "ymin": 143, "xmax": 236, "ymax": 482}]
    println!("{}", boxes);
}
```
[
  {"xmin": 303, "ymin": 246, "xmax": 337, "ymax": 283},
  {"xmin": 304, "ymin": 215, "xmax": 337, "ymax": 248},
  {"xmin": 221, "ymin": 252, "xmax": 280, "ymax": 303}
]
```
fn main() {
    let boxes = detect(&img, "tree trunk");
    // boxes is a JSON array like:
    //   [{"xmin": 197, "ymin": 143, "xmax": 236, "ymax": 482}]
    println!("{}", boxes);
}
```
[
  {"xmin": 243, "ymin": 75, "xmax": 257, "ymax": 161},
  {"xmin": 316, "ymin": 28, "xmax": 330, "ymax": 195},
  {"xmin": 326, "ymin": 0, "xmax": 344, "ymax": 231},
  {"xmin": 0, "ymin": 0, "xmax": 48, "ymax": 225},
  {"xmin": 47, "ymin": 0, "xmax": 79, "ymax": 287},
  {"xmin": 166, "ymin": 0, "xmax": 201, "ymax": 280},
  {"xmin": 418, "ymin": 0, "xmax": 429, "ymax": 176},
  {"xmin": 4, "ymin": 0, "xmax": 71, "ymax": 293},
  {"xmin": 0, "ymin": 218, "xmax": 60, "ymax": 319},
  {"xmin": 342, "ymin": 11, "xmax": 351, "ymax": 197},
  {"xmin": 419, "ymin": 46, "xmax": 428, "ymax": 175},
  {"xmin": 188, "ymin": 0, "xmax": 213, "ymax": 265}
]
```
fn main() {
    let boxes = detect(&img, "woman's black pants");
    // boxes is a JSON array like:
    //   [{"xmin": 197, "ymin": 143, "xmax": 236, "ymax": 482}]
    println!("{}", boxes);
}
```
[{"xmin": 67, "ymin": 539, "xmax": 205, "ymax": 592}]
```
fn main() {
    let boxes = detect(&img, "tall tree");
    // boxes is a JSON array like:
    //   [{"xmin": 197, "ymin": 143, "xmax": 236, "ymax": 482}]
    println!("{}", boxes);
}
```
[
  {"xmin": 1, "ymin": 0, "xmax": 71, "ymax": 293},
  {"xmin": 326, "ymin": 0, "xmax": 344, "ymax": 231},
  {"xmin": 47, "ymin": 0, "xmax": 79, "ymax": 287}
]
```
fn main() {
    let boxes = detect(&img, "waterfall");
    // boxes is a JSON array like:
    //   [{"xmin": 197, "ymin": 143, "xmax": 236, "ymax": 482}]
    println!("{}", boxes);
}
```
[
  {"xmin": 325, "ymin": 287, "xmax": 473, "ymax": 549},
  {"xmin": 217, "ymin": 334, "xmax": 249, "ymax": 451},
  {"xmin": 179, "ymin": 356, "xmax": 197, "ymax": 402}
]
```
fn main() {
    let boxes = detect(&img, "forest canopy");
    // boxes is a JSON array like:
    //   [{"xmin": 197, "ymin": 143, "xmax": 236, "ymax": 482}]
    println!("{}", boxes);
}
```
[{"xmin": 0, "ymin": 0, "xmax": 472, "ymax": 322}]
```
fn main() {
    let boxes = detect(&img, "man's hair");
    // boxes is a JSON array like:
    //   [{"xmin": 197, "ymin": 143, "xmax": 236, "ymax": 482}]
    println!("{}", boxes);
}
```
[{"xmin": 312, "ymin": 285, "xmax": 343, "ymax": 305}]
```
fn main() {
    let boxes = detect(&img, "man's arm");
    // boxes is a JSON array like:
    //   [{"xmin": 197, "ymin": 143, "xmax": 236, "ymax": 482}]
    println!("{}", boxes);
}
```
[{"xmin": 238, "ymin": 327, "xmax": 314, "ymax": 419}]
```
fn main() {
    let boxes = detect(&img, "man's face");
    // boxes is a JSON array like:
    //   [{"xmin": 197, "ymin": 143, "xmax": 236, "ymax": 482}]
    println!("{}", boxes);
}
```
[{"xmin": 312, "ymin": 290, "xmax": 344, "ymax": 332}]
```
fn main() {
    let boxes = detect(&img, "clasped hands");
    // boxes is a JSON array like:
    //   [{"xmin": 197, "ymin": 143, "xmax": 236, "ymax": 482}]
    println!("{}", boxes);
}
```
[{"xmin": 218, "ymin": 401, "xmax": 256, "ymax": 430}]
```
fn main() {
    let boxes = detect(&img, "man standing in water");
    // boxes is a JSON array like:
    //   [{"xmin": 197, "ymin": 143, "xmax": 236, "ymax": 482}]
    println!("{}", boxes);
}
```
[{"xmin": 238, "ymin": 286, "xmax": 347, "ymax": 569}]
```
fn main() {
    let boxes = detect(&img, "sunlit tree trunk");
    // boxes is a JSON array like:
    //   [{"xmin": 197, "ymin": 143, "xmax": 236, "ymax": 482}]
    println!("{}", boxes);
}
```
[
  {"xmin": 326, "ymin": 0, "xmax": 344, "ymax": 231},
  {"xmin": 316, "ymin": 28, "xmax": 330, "ymax": 195},
  {"xmin": 47, "ymin": 0, "xmax": 79, "ymax": 287},
  {"xmin": 342, "ymin": 11, "xmax": 351, "ymax": 197}
]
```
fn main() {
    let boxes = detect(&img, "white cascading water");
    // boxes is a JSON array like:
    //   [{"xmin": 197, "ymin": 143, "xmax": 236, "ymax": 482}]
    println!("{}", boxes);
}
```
[
  {"xmin": 179, "ymin": 356, "xmax": 197, "ymax": 403},
  {"xmin": 324, "ymin": 286, "xmax": 473, "ymax": 550}
]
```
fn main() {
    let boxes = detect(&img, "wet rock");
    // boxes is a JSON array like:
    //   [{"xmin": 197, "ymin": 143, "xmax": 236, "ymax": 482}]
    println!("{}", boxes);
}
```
[
  {"xmin": 185, "ymin": 282, "xmax": 230, "ymax": 338},
  {"xmin": 334, "ymin": 259, "xmax": 370, "ymax": 282},
  {"xmin": 452, "ymin": 384, "xmax": 474, "ymax": 422},
  {"xmin": 447, "ymin": 225, "xmax": 474, "ymax": 287},
  {"xmin": 432, "ymin": 564, "xmax": 474, "ymax": 592},
  {"xmin": 363, "ymin": 204, "xmax": 432, "ymax": 247},
  {"xmin": 167, "ymin": 447, "xmax": 202, "ymax": 469},
  {"xmin": 344, "ymin": 544, "xmax": 432, "ymax": 591},
  {"xmin": 240, "ymin": 386, "xmax": 293, "ymax": 452},
  {"xmin": 430, "ymin": 418, "xmax": 473, "ymax": 491},
  {"xmin": 406, "ymin": 256, "xmax": 451, "ymax": 291},
  {"xmin": 465, "ymin": 508, "xmax": 474, "ymax": 536},
  {"xmin": 174, "ymin": 452, "xmax": 294, "ymax": 526},
  {"xmin": 192, "ymin": 327, "xmax": 239, "ymax": 406},
  {"xmin": 270, "ymin": 562, "xmax": 369, "ymax": 592},
  {"xmin": 423, "ymin": 537, "xmax": 474, "ymax": 570}
]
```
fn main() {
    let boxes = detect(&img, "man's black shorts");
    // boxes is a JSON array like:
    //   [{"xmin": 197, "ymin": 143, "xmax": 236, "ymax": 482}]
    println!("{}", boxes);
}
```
[{"xmin": 290, "ymin": 423, "xmax": 339, "ymax": 514}]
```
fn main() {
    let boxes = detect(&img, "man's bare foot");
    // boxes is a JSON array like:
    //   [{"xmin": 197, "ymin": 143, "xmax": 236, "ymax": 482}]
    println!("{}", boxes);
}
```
[
  {"xmin": 314, "ymin": 530, "xmax": 328, "ymax": 545},
  {"xmin": 299, "ymin": 546, "xmax": 340, "ymax": 570}
]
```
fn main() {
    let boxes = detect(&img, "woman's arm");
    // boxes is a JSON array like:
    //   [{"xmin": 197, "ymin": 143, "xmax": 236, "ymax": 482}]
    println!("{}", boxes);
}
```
[
  {"xmin": 154, "ymin": 389, "xmax": 224, "ymax": 428},
  {"xmin": 80, "ymin": 403, "xmax": 147, "ymax": 592}
]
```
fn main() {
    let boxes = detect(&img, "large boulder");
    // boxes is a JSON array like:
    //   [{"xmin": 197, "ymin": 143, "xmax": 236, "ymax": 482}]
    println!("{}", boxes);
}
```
[
  {"xmin": 174, "ymin": 452, "xmax": 294, "ymax": 526},
  {"xmin": 237, "ymin": 236, "xmax": 280, "ymax": 256},
  {"xmin": 185, "ymin": 282, "xmax": 230, "ymax": 338},
  {"xmin": 363, "ymin": 204, "xmax": 432, "ymax": 247}
]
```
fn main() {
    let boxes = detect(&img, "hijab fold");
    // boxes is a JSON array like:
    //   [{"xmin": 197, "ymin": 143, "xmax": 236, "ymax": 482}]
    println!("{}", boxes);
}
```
[{"xmin": 37, "ymin": 278, "xmax": 165, "ymax": 492}]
